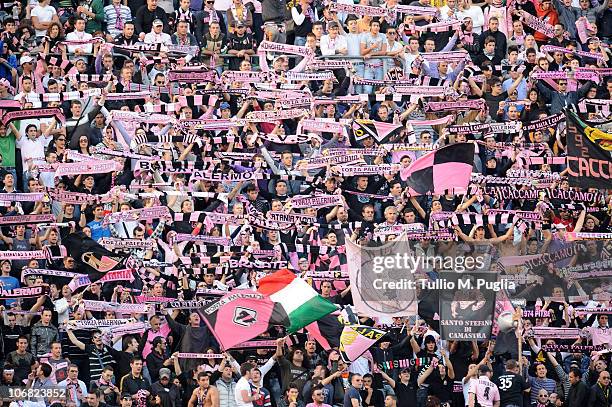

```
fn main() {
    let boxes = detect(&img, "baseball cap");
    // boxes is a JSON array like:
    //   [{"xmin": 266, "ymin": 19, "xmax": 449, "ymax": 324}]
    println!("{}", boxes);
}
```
[
  {"xmin": 587, "ymin": 36, "xmax": 600, "ymax": 45},
  {"xmin": 220, "ymin": 102, "xmax": 231, "ymax": 110},
  {"xmin": 235, "ymin": 21, "xmax": 245, "ymax": 27},
  {"xmin": 20, "ymin": 55, "xmax": 34, "ymax": 65},
  {"xmin": 554, "ymin": 223, "xmax": 567, "ymax": 229},
  {"xmin": 121, "ymin": 392, "xmax": 132, "ymax": 400},
  {"xmin": 153, "ymin": 19, "xmax": 163, "ymax": 27},
  {"xmin": 159, "ymin": 368, "xmax": 172, "ymax": 379},
  {"xmin": 328, "ymin": 21, "xmax": 340, "ymax": 29}
]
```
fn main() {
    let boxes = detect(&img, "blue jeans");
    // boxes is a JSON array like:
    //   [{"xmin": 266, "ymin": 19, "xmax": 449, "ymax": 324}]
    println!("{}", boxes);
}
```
[
  {"xmin": 353, "ymin": 61, "xmax": 365, "ymax": 94},
  {"xmin": 416, "ymin": 386, "xmax": 429, "ymax": 407},
  {"xmin": 363, "ymin": 62, "xmax": 383, "ymax": 94}
]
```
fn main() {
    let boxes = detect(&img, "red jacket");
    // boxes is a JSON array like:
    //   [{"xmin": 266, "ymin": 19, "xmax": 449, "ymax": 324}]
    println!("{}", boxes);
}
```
[{"xmin": 534, "ymin": 2, "xmax": 559, "ymax": 42}]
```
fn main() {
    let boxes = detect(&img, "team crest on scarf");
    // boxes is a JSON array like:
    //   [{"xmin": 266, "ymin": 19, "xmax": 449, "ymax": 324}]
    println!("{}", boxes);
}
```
[
  {"xmin": 352, "ymin": 119, "xmax": 403, "ymax": 144},
  {"xmin": 82, "ymin": 252, "xmax": 122, "ymax": 272}
]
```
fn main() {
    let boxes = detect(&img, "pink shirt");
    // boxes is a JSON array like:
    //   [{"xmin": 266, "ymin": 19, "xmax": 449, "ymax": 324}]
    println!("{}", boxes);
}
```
[
  {"xmin": 142, "ymin": 323, "xmax": 172, "ymax": 360},
  {"xmin": 469, "ymin": 376, "xmax": 500, "ymax": 407},
  {"xmin": 587, "ymin": 326, "xmax": 612, "ymax": 347}
]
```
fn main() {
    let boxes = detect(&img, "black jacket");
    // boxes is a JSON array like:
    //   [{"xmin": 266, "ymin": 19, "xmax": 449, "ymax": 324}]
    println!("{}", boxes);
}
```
[
  {"xmin": 478, "ymin": 29, "xmax": 507, "ymax": 61},
  {"xmin": 134, "ymin": 6, "xmax": 169, "ymax": 35},
  {"xmin": 588, "ymin": 383, "xmax": 611, "ymax": 407},
  {"xmin": 568, "ymin": 381, "xmax": 589, "ymax": 407}
]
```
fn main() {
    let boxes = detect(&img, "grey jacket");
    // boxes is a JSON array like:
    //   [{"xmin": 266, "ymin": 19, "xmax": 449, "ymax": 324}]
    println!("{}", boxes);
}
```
[
  {"xmin": 215, "ymin": 378, "xmax": 238, "ymax": 407},
  {"xmin": 30, "ymin": 322, "xmax": 59, "ymax": 357},
  {"xmin": 261, "ymin": 0, "xmax": 287, "ymax": 23},
  {"xmin": 551, "ymin": 0, "xmax": 579, "ymax": 38},
  {"xmin": 535, "ymin": 80, "xmax": 593, "ymax": 114}
]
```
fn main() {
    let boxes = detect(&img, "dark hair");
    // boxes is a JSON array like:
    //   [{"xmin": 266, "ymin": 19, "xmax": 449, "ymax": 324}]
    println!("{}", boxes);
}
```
[
  {"xmin": 122, "ymin": 335, "xmax": 136, "ymax": 351},
  {"xmin": 40, "ymin": 363, "xmax": 53, "ymax": 378},
  {"xmin": 426, "ymin": 395, "xmax": 440, "ymax": 407},
  {"xmin": 89, "ymin": 389, "xmax": 102, "ymax": 398},
  {"xmin": 286, "ymin": 383, "xmax": 300, "ymax": 394},
  {"xmin": 569, "ymin": 367, "xmax": 582, "ymax": 378}
]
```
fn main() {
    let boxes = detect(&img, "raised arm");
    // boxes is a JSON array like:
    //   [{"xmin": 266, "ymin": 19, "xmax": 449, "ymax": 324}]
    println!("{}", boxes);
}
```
[
  {"xmin": 378, "ymin": 368, "xmax": 396, "ymax": 388},
  {"xmin": 66, "ymin": 328, "xmax": 86, "ymax": 351}
]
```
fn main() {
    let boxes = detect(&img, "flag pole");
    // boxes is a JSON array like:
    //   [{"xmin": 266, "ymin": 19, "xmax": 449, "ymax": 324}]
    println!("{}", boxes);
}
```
[{"xmin": 517, "ymin": 307, "xmax": 523, "ymax": 375}]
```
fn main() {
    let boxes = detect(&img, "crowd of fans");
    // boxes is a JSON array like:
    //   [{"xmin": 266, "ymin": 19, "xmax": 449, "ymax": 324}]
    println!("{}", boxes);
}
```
[{"xmin": 0, "ymin": 0, "xmax": 611, "ymax": 405}]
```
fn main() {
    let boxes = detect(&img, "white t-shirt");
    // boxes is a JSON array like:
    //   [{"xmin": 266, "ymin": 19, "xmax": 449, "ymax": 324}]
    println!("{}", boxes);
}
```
[
  {"xmin": 65, "ymin": 30, "xmax": 93, "ymax": 54},
  {"xmin": 31, "ymin": 4, "xmax": 57, "ymax": 37},
  {"xmin": 143, "ymin": 31, "xmax": 173, "ymax": 45},
  {"xmin": 235, "ymin": 377, "xmax": 254, "ymax": 407},
  {"xmin": 456, "ymin": 6, "xmax": 485, "ymax": 34},
  {"xmin": 320, "ymin": 34, "xmax": 348, "ymax": 56},
  {"xmin": 214, "ymin": 0, "xmax": 232, "ymax": 11},
  {"xmin": 14, "ymin": 91, "xmax": 42, "ymax": 108},
  {"xmin": 16, "ymin": 134, "xmax": 51, "ymax": 171}
]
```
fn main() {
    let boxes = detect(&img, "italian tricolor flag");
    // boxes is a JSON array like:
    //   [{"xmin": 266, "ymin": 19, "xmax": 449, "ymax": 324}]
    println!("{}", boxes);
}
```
[{"xmin": 258, "ymin": 269, "xmax": 337, "ymax": 333}]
